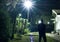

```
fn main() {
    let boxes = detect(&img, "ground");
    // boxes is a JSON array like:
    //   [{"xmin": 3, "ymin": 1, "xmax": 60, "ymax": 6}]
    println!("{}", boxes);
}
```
[{"xmin": 9, "ymin": 32, "xmax": 59, "ymax": 42}]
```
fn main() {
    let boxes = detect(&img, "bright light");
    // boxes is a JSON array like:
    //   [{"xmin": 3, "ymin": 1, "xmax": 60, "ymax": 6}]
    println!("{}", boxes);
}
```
[
  {"xmin": 22, "ymin": 0, "xmax": 36, "ymax": 11},
  {"xmin": 23, "ymin": 0, "xmax": 32, "ymax": 9},
  {"xmin": 47, "ymin": 22, "xmax": 50, "ymax": 24},
  {"xmin": 38, "ymin": 20, "xmax": 41, "ymax": 24},
  {"xmin": 19, "ymin": 13, "xmax": 21, "ymax": 16},
  {"xmin": 55, "ymin": 15, "xmax": 60, "ymax": 30}
]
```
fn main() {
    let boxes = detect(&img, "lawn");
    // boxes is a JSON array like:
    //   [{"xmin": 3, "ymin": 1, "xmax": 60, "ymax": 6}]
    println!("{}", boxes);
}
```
[{"xmin": 9, "ymin": 35, "xmax": 58, "ymax": 42}]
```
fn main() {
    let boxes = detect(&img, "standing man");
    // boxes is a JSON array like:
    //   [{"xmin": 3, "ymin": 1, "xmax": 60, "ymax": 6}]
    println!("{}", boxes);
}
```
[{"xmin": 38, "ymin": 19, "xmax": 47, "ymax": 42}]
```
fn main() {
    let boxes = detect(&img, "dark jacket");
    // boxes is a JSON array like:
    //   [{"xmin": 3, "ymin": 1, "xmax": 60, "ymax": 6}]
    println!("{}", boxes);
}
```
[{"xmin": 38, "ymin": 23, "xmax": 46, "ymax": 35}]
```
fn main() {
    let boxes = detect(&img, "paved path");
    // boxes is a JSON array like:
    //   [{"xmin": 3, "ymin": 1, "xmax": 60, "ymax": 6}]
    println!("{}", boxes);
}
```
[
  {"xmin": 46, "ymin": 33, "xmax": 60, "ymax": 42},
  {"xmin": 28, "ymin": 32, "xmax": 60, "ymax": 41},
  {"xmin": 26, "ymin": 32, "xmax": 60, "ymax": 42}
]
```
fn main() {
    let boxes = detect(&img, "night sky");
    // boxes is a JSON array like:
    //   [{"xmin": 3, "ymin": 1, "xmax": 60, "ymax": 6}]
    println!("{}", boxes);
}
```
[
  {"xmin": 8, "ymin": 0, "xmax": 60, "ymax": 22},
  {"xmin": 16, "ymin": 0, "xmax": 60, "ymax": 17}
]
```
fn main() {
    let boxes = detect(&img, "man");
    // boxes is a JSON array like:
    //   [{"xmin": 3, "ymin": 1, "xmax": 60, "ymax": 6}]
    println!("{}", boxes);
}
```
[{"xmin": 38, "ymin": 19, "xmax": 47, "ymax": 42}]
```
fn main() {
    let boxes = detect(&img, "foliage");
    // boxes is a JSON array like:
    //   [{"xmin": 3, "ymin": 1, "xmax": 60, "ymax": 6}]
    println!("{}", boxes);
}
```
[
  {"xmin": 24, "ymin": 28, "xmax": 30, "ymax": 34},
  {"xmin": 16, "ymin": 17, "xmax": 23, "ymax": 34},
  {"xmin": 16, "ymin": 15, "xmax": 30, "ymax": 34},
  {"xmin": 0, "ymin": 9, "xmax": 11, "ymax": 42}
]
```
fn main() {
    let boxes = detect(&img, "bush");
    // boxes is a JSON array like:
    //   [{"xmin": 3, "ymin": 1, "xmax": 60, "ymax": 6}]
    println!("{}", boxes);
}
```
[{"xmin": 24, "ymin": 28, "xmax": 30, "ymax": 34}]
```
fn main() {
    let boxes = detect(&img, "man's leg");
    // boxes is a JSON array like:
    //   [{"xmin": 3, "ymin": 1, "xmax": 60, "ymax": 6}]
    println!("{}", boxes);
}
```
[
  {"xmin": 43, "ymin": 34, "xmax": 47, "ymax": 42},
  {"xmin": 39, "ymin": 35, "xmax": 41, "ymax": 42}
]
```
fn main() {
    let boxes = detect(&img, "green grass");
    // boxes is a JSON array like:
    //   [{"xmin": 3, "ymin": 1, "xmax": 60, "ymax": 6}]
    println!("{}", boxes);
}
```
[{"xmin": 9, "ymin": 35, "xmax": 57, "ymax": 42}]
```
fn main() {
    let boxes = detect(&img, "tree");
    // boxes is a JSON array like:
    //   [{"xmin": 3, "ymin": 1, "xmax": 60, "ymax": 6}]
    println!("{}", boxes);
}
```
[
  {"xmin": 16, "ymin": 14, "xmax": 30, "ymax": 34},
  {"xmin": 0, "ymin": 9, "xmax": 11, "ymax": 42}
]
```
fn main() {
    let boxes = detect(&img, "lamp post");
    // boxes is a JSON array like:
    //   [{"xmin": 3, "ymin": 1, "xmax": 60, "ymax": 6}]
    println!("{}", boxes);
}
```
[
  {"xmin": 23, "ymin": 0, "xmax": 35, "ymax": 32},
  {"xmin": 23, "ymin": 0, "xmax": 33, "ymax": 21}
]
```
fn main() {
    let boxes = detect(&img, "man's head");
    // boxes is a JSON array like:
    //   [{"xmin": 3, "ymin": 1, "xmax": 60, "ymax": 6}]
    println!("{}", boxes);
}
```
[
  {"xmin": 41, "ymin": 19, "xmax": 43, "ymax": 23},
  {"xmin": 38, "ymin": 19, "xmax": 44, "ymax": 24}
]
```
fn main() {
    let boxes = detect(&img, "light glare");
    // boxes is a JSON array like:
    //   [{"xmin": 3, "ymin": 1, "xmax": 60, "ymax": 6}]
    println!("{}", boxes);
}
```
[
  {"xmin": 19, "ymin": 13, "xmax": 21, "ymax": 16},
  {"xmin": 24, "ymin": 1, "xmax": 32, "ymax": 9},
  {"xmin": 38, "ymin": 20, "xmax": 41, "ymax": 24},
  {"xmin": 47, "ymin": 22, "xmax": 50, "ymax": 24}
]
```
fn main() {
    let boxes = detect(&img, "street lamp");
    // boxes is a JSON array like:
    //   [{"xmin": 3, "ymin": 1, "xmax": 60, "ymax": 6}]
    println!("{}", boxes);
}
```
[
  {"xmin": 38, "ymin": 20, "xmax": 42, "ymax": 24},
  {"xmin": 23, "ymin": 0, "xmax": 35, "ymax": 30},
  {"xmin": 23, "ymin": 0, "xmax": 33, "ymax": 21},
  {"xmin": 47, "ymin": 22, "xmax": 50, "ymax": 24},
  {"xmin": 24, "ymin": 0, "xmax": 32, "ymax": 9},
  {"xmin": 19, "ymin": 13, "xmax": 21, "ymax": 17}
]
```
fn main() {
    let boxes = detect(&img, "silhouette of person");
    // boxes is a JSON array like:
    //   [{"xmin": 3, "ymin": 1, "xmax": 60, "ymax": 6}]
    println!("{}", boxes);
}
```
[{"xmin": 38, "ymin": 19, "xmax": 47, "ymax": 42}]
